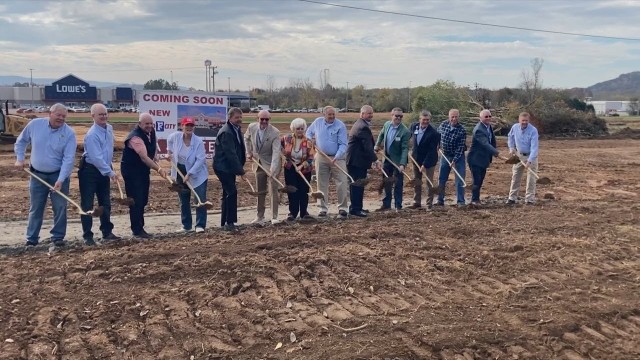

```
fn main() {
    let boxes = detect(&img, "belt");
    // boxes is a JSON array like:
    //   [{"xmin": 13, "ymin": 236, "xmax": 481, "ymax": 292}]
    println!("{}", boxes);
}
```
[
  {"xmin": 30, "ymin": 165, "xmax": 59, "ymax": 175},
  {"xmin": 520, "ymin": 152, "xmax": 530, "ymax": 156}
]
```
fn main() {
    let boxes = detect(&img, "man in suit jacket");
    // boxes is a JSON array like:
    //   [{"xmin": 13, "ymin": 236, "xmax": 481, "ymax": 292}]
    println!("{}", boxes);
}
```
[
  {"xmin": 467, "ymin": 109, "xmax": 500, "ymax": 205},
  {"xmin": 375, "ymin": 107, "xmax": 410, "ymax": 211},
  {"xmin": 213, "ymin": 107, "xmax": 246, "ymax": 231},
  {"xmin": 244, "ymin": 110, "xmax": 282, "ymax": 224},
  {"xmin": 346, "ymin": 105, "xmax": 380, "ymax": 217},
  {"xmin": 409, "ymin": 110, "xmax": 441, "ymax": 209}
]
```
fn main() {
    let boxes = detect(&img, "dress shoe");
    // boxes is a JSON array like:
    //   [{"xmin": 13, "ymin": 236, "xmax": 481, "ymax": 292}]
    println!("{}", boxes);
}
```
[
  {"xmin": 362, "ymin": 209, "xmax": 370, "ymax": 214},
  {"xmin": 223, "ymin": 223, "xmax": 239, "ymax": 232},
  {"xmin": 408, "ymin": 203, "xmax": 422, "ymax": 209},
  {"xmin": 287, "ymin": 214, "xmax": 296, "ymax": 221},
  {"xmin": 506, "ymin": 199, "xmax": 516, "ymax": 205},
  {"xmin": 349, "ymin": 210, "xmax": 368, "ymax": 217},
  {"xmin": 84, "ymin": 238, "xmax": 97, "ymax": 246},
  {"xmin": 374, "ymin": 206, "xmax": 390, "ymax": 212},
  {"xmin": 102, "ymin": 233, "xmax": 121, "ymax": 241},
  {"xmin": 318, "ymin": 211, "xmax": 327, "ymax": 217},
  {"xmin": 134, "ymin": 231, "xmax": 153, "ymax": 239}
]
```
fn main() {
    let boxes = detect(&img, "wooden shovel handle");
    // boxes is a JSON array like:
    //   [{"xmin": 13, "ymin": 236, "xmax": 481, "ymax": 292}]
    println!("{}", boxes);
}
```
[
  {"xmin": 24, "ymin": 168, "xmax": 88, "ymax": 215},
  {"xmin": 381, "ymin": 153, "xmax": 412, "ymax": 181},
  {"xmin": 314, "ymin": 146, "xmax": 356, "ymax": 183},
  {"xmin": 408, "ymin": 154, "xmax": 436, "ymax": 188},
  {"xmin": 115, "ymin": 177, "xmax": 126, "ymax": 199},
  {"xmin": 252, "ymin": 158, "xmax": 286, "ymax": 187},
  {"xmin": 168, "ymin": 161, "xmax": 204, "ymax": 204},
  {"xmin": 438, "ymin": 149, "xmax": 467, "ymax": 187},
  {"xmin": 283, "ymin": 156, "xmax": 314, "ymax": 190}
]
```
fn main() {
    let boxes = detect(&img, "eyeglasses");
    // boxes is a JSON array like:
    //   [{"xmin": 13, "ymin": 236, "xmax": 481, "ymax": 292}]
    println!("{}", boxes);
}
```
[
  {"xmin": 259, "ymin": 118, "xmax": 270, "ymax": 121},
  {"xmin": 295, "ymin": 127, "xmax": 304, "ymax": 130},
  {"xmin": 484, "ymin": 115, "xmax": 492, "ymax": 118},
  {"xmin": 394, "ymin": 114, "xmax": 404, "ymax": 118}
]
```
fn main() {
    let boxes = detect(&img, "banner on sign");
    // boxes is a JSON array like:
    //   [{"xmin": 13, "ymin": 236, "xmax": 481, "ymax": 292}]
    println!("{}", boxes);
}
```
[{"xmin": 138, "ymin": 91, "xmax": 228, "ymax": 158}]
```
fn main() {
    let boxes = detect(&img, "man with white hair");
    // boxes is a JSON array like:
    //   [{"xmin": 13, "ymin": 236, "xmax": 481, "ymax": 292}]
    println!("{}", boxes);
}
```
[
  {"xmin": 121, "ymin": 112, "xmax": 168, "ymax": 238},
  {"xmin": 78, "ymin": 103, "xmax": 121, "ymax": 245},
  {"xmin": 306, "ymin": 106, "xmax": 349, "ymax": 219},
  {"xmin": 14, "ymin": 103, "xmax": 77, "ymax": 248},
  {"xmin": 467, "ymin": 109, "xmax": 500, "ymax": 205},
  {"xmin": 437, "ymin": 108, "xmax": 467, "ymax": 206},
  {"xmin": 244, "ymin": 109, "xmax": 281, "ymax": 224}
]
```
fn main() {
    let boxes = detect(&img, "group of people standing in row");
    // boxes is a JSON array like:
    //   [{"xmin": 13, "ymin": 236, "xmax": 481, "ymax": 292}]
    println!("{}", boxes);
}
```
[{"xmin": 14, "ymin": 103, "xmax": 539, "ymax": 247}]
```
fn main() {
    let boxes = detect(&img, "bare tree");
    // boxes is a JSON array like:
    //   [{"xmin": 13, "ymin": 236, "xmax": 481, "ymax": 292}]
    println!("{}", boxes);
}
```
[{"xmin": 520, "ymin": 57, "xmax": 544, "ymax": 104}]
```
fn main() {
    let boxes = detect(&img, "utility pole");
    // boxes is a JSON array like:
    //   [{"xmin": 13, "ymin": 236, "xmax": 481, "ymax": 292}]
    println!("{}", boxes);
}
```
[
  {"xmin": 211, "ymin": 66, "xmax": 218, "ymax": 94},
  {"xmin": 408, "ymin": 81, "xmax": 412, "ymax": 112},
  {"xmin": 204, "ymin": 60, "xmax": 211, "ymax": 92},
  {"xmin": 29, "ymin": 68, "xmax": 34, "ymax": 107},
  {"xmin": 228, "ymin": 77, "xmax": 231, "ymax": 94},
  {"xmin": 346, "ymin": 81, "xmax": 349, "ymax": 110}
]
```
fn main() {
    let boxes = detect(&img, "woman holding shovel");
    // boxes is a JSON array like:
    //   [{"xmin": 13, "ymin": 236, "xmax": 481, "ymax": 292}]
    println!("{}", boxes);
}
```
[
  {"xmin": 166, "ymin": 117, "xmax": 209, "ymax": 233},
  {"xmin": 281, "ymin": 118, "xmax": 315, "ymax": 221}
]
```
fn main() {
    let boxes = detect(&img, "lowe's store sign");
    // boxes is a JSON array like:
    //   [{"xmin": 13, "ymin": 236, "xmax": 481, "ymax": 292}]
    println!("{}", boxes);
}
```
[{"xmin": 44, "ymin": 74, "xmax": 98, "ymax": 101}]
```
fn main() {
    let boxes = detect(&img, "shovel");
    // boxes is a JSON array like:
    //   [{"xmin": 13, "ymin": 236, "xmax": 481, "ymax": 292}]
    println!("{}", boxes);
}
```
[
  {"xmin": 377, "ymin": 167, "xmax": 395, "ymax": 195},
  {"xmin": 438, "ymin": 149, "xmax": 467, "ymax": 187},
  {"xmin": 244, "ymin": 175, "xmax": 267, "ymax": 196},
  {"xmin": 408, "ymin": 154, "xmax": 441, "ymax": 195},
  {"xmin": 168, "ymin": 161, "xmax": 214, "ymax": 210},
  {"xmin": 314, "ymin": 146, "xmax": 369, "ymax": 187},
  {"xmin": 114, "ymin": 177, "xmax": 135, "ymax": 206},
  {"xmin": 381, "ymin": 153, "xmax": 417, "ymax": 187},
  {"xmin": 252, "ymin": 158, "xmax": 297, "ymax": 193},
  {"xmin": 505, "ymin": 154, "xmax": 542, "ymax": 181},
  {"xmin": 284, "ymin": 155, "xmax": 324, "ymax": 200},
  {"xmin": 24, "ymin": 168, "xmax": 104, "ymax": 217}
]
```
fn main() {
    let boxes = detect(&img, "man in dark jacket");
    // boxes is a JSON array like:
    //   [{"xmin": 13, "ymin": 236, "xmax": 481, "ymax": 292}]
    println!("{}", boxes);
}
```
[
  {"xmin": 346, "ymin": 105, "xmax": 380, "ymax": 217},
  {"xmin": 213, "ymin": 107, "xmax": 246, "ymax": 231},
  {"xmin": 409, "ymin": 110, "xmax": 441, "ymax": 209},
  {"xmin": 121, "ymin": 113, "xmax": 168, "ymax": 238},
  {"xmin": 467, "ymin": 109, "xmax": 500, "ymax": 205}
]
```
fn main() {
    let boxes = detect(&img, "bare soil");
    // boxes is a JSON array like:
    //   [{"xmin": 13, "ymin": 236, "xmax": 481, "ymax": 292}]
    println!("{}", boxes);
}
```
[{"xmin": 0, "ymin": 121, "xmax": 638, "ymax": 359}]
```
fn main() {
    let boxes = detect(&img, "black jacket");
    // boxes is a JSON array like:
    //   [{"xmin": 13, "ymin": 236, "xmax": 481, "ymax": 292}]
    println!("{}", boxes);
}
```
[
  {"xmin": 213, "ymin": 122, "xmax": 246, "ymax": 175},
  {"xmin": 121, "ymin": 126, "xmax": 157, "ymax": 175},
  {"xmin": 346, "ymin": 118, "xmax": 378, "ymax": 168},
  {"xmin": 410, "ymin": 122, "xmax": 440, "ymax": 168}
]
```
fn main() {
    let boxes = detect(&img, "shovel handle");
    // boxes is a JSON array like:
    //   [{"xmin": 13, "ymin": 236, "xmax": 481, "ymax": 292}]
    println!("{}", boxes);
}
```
[
  {"xmin": 520, "ymin": 160, "xmax": 540, "ymax": 179},
  {"xmin": 244, "ymin": 176, "xmax": 257, "ymax": 192},
  {"xmin": 24, "ymin": 168, "xmax": 88, "ymax": 216},
  {"xmin": 168, "ymin": 160, "xmax": 204, "ymax": 204},
  {"xmin": 408, "ymin": 154, "xmax": 436, "ymax": 188},
  {"xmin": 284, "ymin": 156, "xmax": 314, "ymax": 191},
  {"xmin": 314, "ymin": 146, "xmax": 356, "ymax": 183},
  {"xmin": 381, "ymin": 153, "xmax": 412, "ymax": 181},
  {"xmin": 115, "ymin": 177, "xmax": 126, "ymax": 199},
  {"xmin": 252, "ymin": 158, "xmax": 286, "ymax": 188},
  {"xmin": 438, "ymin": 149, "xmax": 467, "ymax": 187}
]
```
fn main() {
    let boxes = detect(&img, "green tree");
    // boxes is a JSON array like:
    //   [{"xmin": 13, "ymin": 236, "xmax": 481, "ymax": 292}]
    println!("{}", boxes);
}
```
[
  {"xmin": 411, "ymin": 80, "xmax": 471, "ymax": 116},
  {"xmin": 143, "ymin": 78, "xmax": 178, "ymax": 90}
]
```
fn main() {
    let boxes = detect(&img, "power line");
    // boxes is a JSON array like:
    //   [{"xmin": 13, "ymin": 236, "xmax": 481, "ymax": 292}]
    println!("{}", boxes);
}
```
[
  {"xmin": 70, "ymin": 66, "xmax": 201, "ymax": 73},
  {"xmin": 297, "ymin": 0, "xmax": 640, "ymax": 41}
]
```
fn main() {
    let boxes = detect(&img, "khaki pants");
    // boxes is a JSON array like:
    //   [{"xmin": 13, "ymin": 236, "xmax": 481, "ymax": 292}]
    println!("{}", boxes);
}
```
[
  {"xmin": 315, "ymin": 155, "xmax": 349, "ymax": 214},
  {"xmin": 508, "ymin": 153, "xmax": 538, "ymax": 203},
  {"xmin": 412, "ymin": 164, "xmax": 436, "ymax": 206},
  {"xmin": 254, "ymin": 162, "xmax": 280, "ymax": 219}
]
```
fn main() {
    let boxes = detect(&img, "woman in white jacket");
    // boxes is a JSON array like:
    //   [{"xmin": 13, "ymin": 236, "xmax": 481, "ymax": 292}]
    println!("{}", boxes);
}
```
[{"xmin": 167, "ymin": 117, "xmax": 209, "ymax": 233}]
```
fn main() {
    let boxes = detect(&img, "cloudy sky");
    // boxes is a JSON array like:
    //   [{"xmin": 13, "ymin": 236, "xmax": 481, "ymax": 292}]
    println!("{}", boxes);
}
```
[{"xmin": 1, "ymin": 0, "xmax": 639, "ymax": 91}]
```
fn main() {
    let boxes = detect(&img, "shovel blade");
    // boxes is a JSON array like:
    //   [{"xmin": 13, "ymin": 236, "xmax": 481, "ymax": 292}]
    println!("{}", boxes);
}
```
[
  {"xmin": 279, "ymin": 185, "xmax": 298, "ymax": 194},
  {"xmin": 505, "ymin": 155, "xmax": 520, "ymax": 164},
  {"xmin": 352, "ymin": 178, "xmax": 369, "ymax": 187},
  {"xmin": 89, "ymin": 206, "xmax": 104, "ymax": 217}
]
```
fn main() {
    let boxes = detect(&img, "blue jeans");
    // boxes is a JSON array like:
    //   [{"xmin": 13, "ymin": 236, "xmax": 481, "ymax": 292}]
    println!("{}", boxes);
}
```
[
  {"xmin": 178, "ymin": 179, "xmax": 208, "ymax": 230},
  {"xmin": 26, "ymin": 171, "xmax": 70, "ymax": 244},
  {"xmin": 437, "ymin": 155, "xmax": 466, "ymax": 205},
  {"xmin": 382, "ymin": 161, "xmax": 404, "ymax": 209}
]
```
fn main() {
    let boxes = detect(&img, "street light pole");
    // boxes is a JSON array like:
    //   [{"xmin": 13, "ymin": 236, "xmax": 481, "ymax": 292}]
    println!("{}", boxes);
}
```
[
  {"xmin": 29, "ymin": 68, "xmax": 34, "ymax": 107},
  {"xmin": 228, "ymin": 77, "xmax": 231, "ymax": 94},
  {"xmin": 211, "ymin": 66, "xmax": 218, "ymax": 94},
  {"xmin": 204, "ymin": 60, "xmax": 211, "ymax": 92}
]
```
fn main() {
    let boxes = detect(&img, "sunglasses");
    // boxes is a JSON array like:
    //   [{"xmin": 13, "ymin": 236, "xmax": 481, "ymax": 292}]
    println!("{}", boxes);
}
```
[
  {"xmin": 484, "ymin": 115, "xmax": 492, "ymax": 118},
  {"xmin": 259, "ymin": 118, "xmax": 270, "ymax": 121},
  {"xmin": 394, "ymin": 114, "xmax": 404, "ymax": 118}
]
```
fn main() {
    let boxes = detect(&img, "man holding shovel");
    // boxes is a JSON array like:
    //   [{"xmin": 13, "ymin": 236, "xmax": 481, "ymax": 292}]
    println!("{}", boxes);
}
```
[
  {"xmin": 121, "ymin": 112, "xmax": 168, "ymax": 239},
  {"xmin": 375, "ymin": 107, "xmax": 410, "ymax": 211},
  {"xmin": 347, "ymin": 105, "xmax": 380, "ymax": 217},
  {"xmin": 467, "ymin": 109, "xmax": 500, "ymax": 206},
  {"xmin": 214, "ymin": 107, "xmax": 246, "ymax": 232},
  {"xmin": 507, "ymin": 112, "xmax": 539, "ymax": 205},
  {"xmin": 244, "ymin": 110, "xmax": 282, "ymax": 225},
  {"xmin": 14, "ymin": 103, "xmax": 77, "ymax": 248},
  {"xmin": 306, "ymin": 106, "xmax": 349, "ymax": 219},
  {"xmin": 78, "ymin": 103, "xmax": 121, "ymax": 245},
  {"xmin": 409, "ymin": 110, "xmax": 440, "ymax": 209},
  {"xmin": 437, "ymin": 109, "xmax": 468, "ymax": 207}
]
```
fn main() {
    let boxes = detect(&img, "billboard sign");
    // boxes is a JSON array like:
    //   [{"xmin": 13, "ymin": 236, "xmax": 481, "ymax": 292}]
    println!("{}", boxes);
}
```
[
  {"xmin": 44, "ymin": 74, "xmax": 98, "ymax": 102},
  {"xmin": 138, "ymin": 91, "xmax": 227, "ymax": 158}
]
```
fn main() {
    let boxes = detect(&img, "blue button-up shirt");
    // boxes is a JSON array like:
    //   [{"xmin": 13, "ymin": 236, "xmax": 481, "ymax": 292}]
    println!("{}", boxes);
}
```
[
  {"xmin": 306, "ymin": 117, "xmax": 348, "ymax": 159},
  {"xmin": 508, "ymin": 123, "xmax": 539, "ymax": 162},
  {"xmin": 83, "ymin": 123, "xmax": 115, "ymax": 177},
  {"xmin": 15, "ymin": 118, "xmax": 77, "ymax": 182},
  {"xmin": 385, "ymin": 124, "xmax": 399, "ymax": 153},
  {"xmin": 416, "ymin": 126, "xmax": 427, "ymax": 144}
]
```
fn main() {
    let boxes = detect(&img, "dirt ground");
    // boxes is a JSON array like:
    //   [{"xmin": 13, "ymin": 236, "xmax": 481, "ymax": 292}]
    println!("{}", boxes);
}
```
[{"xmin": 0, "ymin": 120, "xmax": 638, "ymax": 359}]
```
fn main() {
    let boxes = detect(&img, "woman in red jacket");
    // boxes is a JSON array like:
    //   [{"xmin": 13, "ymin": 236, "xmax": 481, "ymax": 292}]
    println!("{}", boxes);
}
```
[{"xmin": 281, "ymin": 118, "xmax": 315, "ymax": 221}]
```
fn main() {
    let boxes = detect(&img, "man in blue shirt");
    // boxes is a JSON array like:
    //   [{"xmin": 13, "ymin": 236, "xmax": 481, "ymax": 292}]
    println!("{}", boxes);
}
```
[
  {"xmin": 437, "ymin": 109, "xmax": 467, "ymax": 206},
  {"xmin": 78, "ymin": 103, "xmax": 121, "ymax": 245},
  {"xmin": 306, "ymin": 106, "xmax": 349, "ymax": 219},
  {"xmin": 14, "ymin": 103, "xmax": 77, "ymax": 248},
  {"xmin": 507, "ymin": 112, "xmax": 539, "ymax": 204}
]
